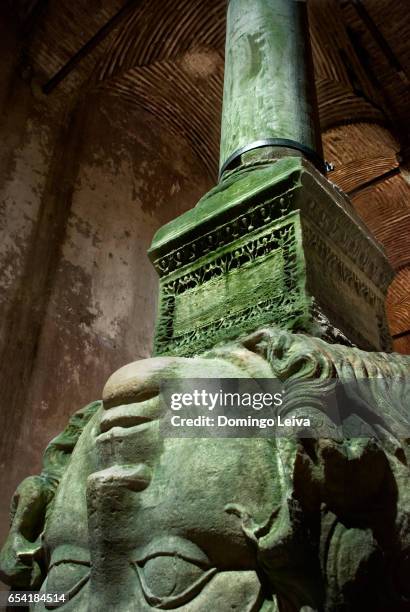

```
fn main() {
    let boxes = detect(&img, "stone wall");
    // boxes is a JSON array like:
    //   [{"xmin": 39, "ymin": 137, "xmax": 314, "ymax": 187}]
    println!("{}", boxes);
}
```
[{"xmin": 0, "ymin": 16, "xmax": 212, "ymax": 549}]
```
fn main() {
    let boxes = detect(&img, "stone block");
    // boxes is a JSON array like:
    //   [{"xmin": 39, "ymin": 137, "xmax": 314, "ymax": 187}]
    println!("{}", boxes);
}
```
[{"xmin": 149, "ymin": 157, "xmax": 393, "ymax": 356}]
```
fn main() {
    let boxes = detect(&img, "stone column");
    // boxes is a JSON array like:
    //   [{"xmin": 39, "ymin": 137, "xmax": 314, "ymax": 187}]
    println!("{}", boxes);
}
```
[{"xmin": 220, "ymin": 0, "xmax": 323, "ymax": 176}]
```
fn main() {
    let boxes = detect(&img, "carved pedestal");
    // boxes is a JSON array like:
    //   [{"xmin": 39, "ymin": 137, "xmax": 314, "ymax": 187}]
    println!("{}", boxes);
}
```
[{"xmin": 149, "ymin": 157, "xmax": 393, "ymax": 356}]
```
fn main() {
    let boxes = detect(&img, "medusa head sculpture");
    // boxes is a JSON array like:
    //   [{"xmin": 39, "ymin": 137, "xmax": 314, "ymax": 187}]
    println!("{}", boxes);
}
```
[{"xmin": 1, "ymin": 327, "xmax": 409, "ymax": 611}]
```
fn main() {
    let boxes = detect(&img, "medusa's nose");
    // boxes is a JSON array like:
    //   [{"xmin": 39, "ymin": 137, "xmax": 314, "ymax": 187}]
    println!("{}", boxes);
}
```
[{"xmin": 102, "ymin": 357, "xmax": 178, "ymax": 410}]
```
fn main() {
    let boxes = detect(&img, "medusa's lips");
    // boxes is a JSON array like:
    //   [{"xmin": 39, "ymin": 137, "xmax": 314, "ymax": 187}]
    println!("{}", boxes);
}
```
[{"xmin": 99, "ymin": 400, "xmax": 162, "ymax": 435}]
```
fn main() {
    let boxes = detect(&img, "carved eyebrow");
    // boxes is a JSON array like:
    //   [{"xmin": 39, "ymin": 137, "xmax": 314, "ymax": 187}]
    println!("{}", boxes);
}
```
[
  {"xmin": 134, "ymin": 549, "xmax": 211, "ymax": 570},
  {"xmin": 49, "ymin": 559, "xmax": 91, "ymax": 569},
  {"xmin": 133, "ymin": 537, "xmax": 211, "ymax": 568},
  {"xmin": 46, "ymin": 544, "xmax": 91, "ymax": 568}
]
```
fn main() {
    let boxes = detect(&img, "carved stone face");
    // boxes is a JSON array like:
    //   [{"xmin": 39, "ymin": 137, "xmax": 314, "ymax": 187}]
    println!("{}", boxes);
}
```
[
  {"xmin": 3, "ymin": 329, "xmax": 408, "ymax": 610},
  {"xmin": 35, "ymin": 348, "xmax": 290, "ymax": 611}
]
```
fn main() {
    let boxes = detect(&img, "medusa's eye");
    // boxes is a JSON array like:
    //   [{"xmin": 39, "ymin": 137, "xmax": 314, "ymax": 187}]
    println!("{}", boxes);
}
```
[
  {"xmin": 43, "ymin": 561, "xmax": 90, "ymax": 609},
  {"xmin": 133, "ymin": 538, "xmax": 217, "ymax": 609}
]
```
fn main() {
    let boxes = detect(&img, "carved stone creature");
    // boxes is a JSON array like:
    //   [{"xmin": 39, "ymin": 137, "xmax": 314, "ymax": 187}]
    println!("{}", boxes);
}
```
[{"xmin": 1, "ymin": 328, "xmax": 409, "ymax": 611}]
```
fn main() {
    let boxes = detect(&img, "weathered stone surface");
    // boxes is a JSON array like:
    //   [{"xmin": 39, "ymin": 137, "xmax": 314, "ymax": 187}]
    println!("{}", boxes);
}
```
[
  {"xmin": 149, "ymin": 158, "xmax": 393, "ymax": 357},
  {"xmin": 219, "ymin": 0, "xmax": 322, "ymax": 173},
  {"xmin": 0, "ymin": 84, "xmax": 212, "ymax": 549},
  {"xmin": 1, "ymin": 329, "xmax": 409, "ymax": 610}
]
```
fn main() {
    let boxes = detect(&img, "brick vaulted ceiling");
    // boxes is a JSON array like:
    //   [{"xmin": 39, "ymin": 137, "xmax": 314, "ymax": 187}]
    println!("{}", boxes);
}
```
[{"xmin": 5, "ymin": 0, "xmax": 410, "ymax": 352}]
